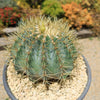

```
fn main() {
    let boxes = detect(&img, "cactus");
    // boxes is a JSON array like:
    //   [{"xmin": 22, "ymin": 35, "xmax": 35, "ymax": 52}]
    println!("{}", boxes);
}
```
[{"xmin": 10, "ymin": 17, "xmax": 78, "ymax": 86}]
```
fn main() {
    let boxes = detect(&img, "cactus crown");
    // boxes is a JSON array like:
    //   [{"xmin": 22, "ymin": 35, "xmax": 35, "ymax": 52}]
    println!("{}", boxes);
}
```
[{"xmin": 10, "ymin": 17, "xmax": 78, "ymax": 86}]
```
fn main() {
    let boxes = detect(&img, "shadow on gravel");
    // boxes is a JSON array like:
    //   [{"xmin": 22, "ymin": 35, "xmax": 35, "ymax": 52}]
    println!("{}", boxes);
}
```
[{"xmin": 0, "ymin": 46, "xmax": 6, "ymax": 51}]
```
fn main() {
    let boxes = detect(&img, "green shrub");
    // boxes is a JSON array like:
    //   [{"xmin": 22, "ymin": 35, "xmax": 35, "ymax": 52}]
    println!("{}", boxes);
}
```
[
  {"xmin": 0, "ymin": 20, "xmax": 4, "ymax": 30},
  {"xmin": 82, "ymin": 0, "xmax": 100, "ymax": 13},
  {"xmin": 14, "ymin": 0, "xmax": 44, "ymax": 9},
  {"xmin": 66, "ymin": 0, "xmax": 83, "ymax": 4},
  {"xmin": 58, "ymin": 0, "xmax": 83, "ymax": 4},
  {"xmin": 14, "ymin": 0, "xmax": 30, "ymax": 9},
  {"xmin": 42, "ymin": 0, "xmax": 64, "ymax": 18},
  {"xmin": 94, "ymin": 0, "xmax": 100, "ymax": 13},
  {"xmin": 26, "ymin": 0, "xmax": 44, "ymax": 8},
  {"xmin": 9, "ymin": 17, "xmax": 78, "ymax": 86}
]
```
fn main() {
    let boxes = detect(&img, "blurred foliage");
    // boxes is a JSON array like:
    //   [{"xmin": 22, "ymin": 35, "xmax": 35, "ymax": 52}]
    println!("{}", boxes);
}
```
[
  {"xmin": 21, "ymin": 8, "xmax": 40, "ymax": 20},
  {"xmin": 0, "ymin": 7, "xmax": 22, "ymax": 27},
  {"xmin": 26, "ymin": 0, "xmax": 44, "ymax": 8},
  {"xmin": 94, "ymin": 0, "xmax": 100, "ymax": 13},
  {"xmin": 14, "ymin": 0, "xmax": 44, "ymax": 9},
  {"xmin": 0, "ymin": 0, "xmax": 17, "ymax": 8},
  {"xmin": 58, "ymin": 0, "xmax": 100, "ymax": 13},
  {"xmin": 81, "ymin": 0, "xmax": 100, "ymax": 13},
  {"xmin": 0, "ymin": 0, "xmax": 99, "ymax": 35},
  {"xmin": 58, "ymin": 0, "xmax": 83, "ymax": 4},
  {"xmin": 81, "ymin": 0, "xmax": 100, "ymax": 36},
  {"xmin": 13, "ymin": 0, "xmax": 30, "ymax": 9},
  {"xmin": 42, "ymin": 0, "xmax": 64, "ymax": 18},
  {"xmin": 62, "ymin": 2, "xmax": 93, "ymax": 30},
  {"xmin": 0, "ymin": 20, "xmax": 4, "ymax": 28},
  {"xmin": 92, "ymin": 13, "xmax": 100, "ymax": 37}
]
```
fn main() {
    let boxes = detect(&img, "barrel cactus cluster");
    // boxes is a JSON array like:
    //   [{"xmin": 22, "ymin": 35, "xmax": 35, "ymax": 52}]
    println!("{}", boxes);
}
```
[{"xmin": 9, "ymin": 17, "xmax": 78, "ymax": 86}]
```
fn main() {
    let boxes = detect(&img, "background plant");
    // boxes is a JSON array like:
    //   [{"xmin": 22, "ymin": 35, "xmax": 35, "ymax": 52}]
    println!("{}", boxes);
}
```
[
  {"xmin": 62, "ymin": 2, "xmax": 93, "ymax": 30},
  {"xmin": 58, "ymin": 0, "xmax": 100, "ymax": 13},
  {"xmin": 26, "ymin": 0, "xmax": 44, "ymax": 8},
  {"xmin": 0, "ymin": 7, "xmax": 21, "ymax": 26},
  {"xmin": 81, "ymin": 0, "xmax": 100, "ymax": 36},
  {"xmin": 9, "ymin": 17, "xmax": 78, "ymax": 87},
  {"xmin": 21, "ymin": 8, "xmax": 41, "ymax": 20},
  {"xmin": 13, "ymin": 0, "xmax": 30, "ymax": 9},
  {"xmin": 91, "ymin": 13, "xmax": 100, "ymax": 37},
  {"xmin": 14, "ymin": 0, "xmax": 44, "ymax": 9},
  {"xmin": 0, "ymin": 0, "xmax": 17, "ymax": 8},
  {"xmin": 42, "ymin": 0, "xmax": 64, "ymax": 18},
  {"xmin": 59, "ymin": 0, "xmax": 83, "ymax": 4},
  {"xmin": 13, "ymin": 0, "xmax": 42, "ymax": 20},
  {"xmin": 81, "ymin": 0, "xmax": 100, "ymax": 13}
]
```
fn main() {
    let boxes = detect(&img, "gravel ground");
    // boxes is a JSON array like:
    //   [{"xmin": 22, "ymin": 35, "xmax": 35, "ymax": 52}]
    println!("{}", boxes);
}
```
[
  {"xmin": 0, "ymin": 37, "xmax": 100, "ymax": 100},
  {"xmin": 79, "ymin": 37, "xmax": 100, "ymax": 100},
  {"xmin": 0, "ymin": 51, "xmax": 10, "ymax": 100},
  {"xmin": 7, "ymin": 56, "xmax": 87, "ymax": 100}
]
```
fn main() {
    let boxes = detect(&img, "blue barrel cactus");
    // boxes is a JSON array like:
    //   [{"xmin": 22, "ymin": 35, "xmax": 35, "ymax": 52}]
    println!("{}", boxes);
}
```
[{"xmin": 10, "ymin": 17, "xmax": 78, "ymax": 86}]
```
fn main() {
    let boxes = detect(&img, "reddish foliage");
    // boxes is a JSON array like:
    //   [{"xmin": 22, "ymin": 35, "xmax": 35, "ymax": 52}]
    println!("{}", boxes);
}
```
[
  {"xmin": 0, "ymin": 7, "xmax": 21, "ymax": 26},
  {"xmin": 62, "ymin": 2, "xmax": 93, "ymax": 30}
]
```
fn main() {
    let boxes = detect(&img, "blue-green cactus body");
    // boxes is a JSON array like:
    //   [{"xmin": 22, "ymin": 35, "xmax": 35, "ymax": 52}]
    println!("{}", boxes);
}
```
[
  {"xmin": 11, "ymin": 32, "xmax": 77, "ymax": 83},
  {"xmin": 10, "ymin": 17, "xmax": 78, "ymax": 84}
]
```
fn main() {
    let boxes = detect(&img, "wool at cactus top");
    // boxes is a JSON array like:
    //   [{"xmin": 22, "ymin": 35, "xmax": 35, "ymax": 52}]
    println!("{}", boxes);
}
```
[{"xmin": 18, "ymin": 17, "xmax": 76, "ymax": 37}]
